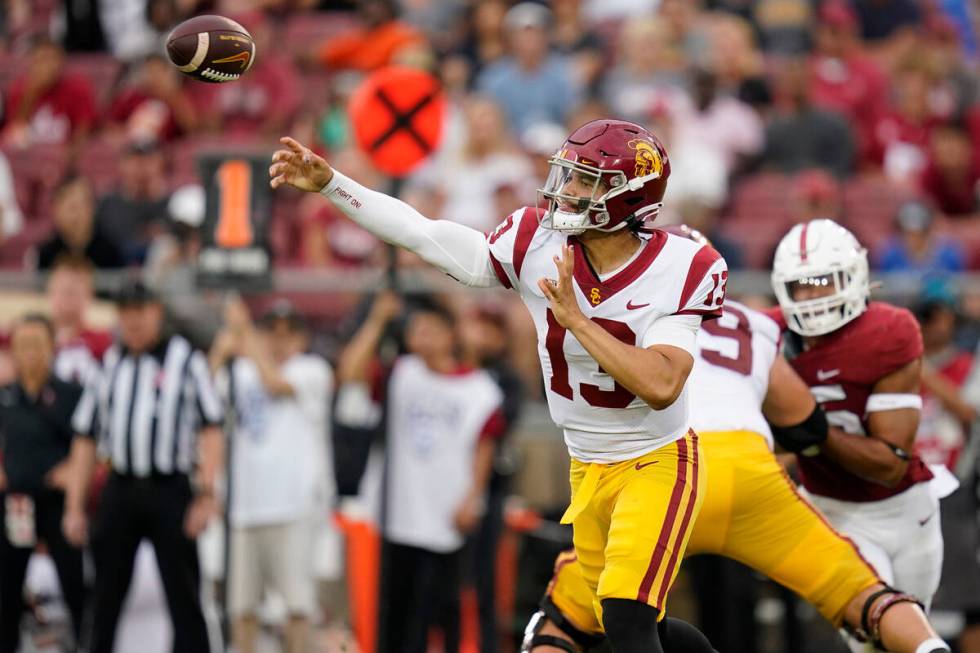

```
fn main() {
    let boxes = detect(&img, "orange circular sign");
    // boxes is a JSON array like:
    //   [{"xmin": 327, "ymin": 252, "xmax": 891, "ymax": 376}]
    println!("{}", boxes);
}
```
[{"xmin": 348, "ymin": 67, "xmax": 446, "ymax": 178}]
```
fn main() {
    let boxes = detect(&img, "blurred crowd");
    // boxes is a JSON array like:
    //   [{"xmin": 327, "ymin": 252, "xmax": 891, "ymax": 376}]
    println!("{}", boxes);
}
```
[
  {"xmin": 0, "ymin": 0, "xmax": 977, "ymax": 275},
  {"xmin": 0, "ymin": 0, "xmax": 979, "ymax": 652},
  {"xmin": 0, "ymin": 255, "xmax": 532, "ymax": 653}
]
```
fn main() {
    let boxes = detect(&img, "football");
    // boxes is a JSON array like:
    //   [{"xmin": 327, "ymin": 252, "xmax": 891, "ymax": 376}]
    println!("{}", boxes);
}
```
[{"xmin": 166, "ymin": 15, "xmax": 255, "ymax": 83}]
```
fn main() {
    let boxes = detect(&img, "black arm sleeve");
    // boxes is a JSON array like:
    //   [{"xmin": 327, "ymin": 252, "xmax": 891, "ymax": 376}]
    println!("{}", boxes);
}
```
[{"xmin": 769, "ymin": 404, "xmax": 828, "ymax": 454}]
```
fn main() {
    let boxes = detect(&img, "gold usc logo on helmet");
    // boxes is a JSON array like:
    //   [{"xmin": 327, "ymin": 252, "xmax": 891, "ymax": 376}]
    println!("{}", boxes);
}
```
[{"xmin": 627, "ymin": 139, "xmax": 662, "ymax": 179}]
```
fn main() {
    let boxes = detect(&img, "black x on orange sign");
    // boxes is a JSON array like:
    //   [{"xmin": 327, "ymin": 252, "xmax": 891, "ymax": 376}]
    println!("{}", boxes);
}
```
[{"xmin": 349, "ymin": 67, "xmax": 446, "ymax": 178}]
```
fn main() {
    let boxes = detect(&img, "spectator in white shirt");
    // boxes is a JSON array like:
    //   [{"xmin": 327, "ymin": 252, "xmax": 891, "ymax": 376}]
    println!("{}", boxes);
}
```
[
  {"xmin": 417, "ymin": 95, "xmax": 535, "ymax": 233},
  {"xmin": 0, "ymin": 150, "xmax": 23, "ymax": 245},
  {"xmin": 210, "ymin": 299, "xmax": 334, "ymax": 653},
  {"xmin": 338, "ymin": 292, "xmax": 503, "ymax": 653},
  {"xmin": 667, "ymin": 67, "xmax": 764, "ymax": 180}
]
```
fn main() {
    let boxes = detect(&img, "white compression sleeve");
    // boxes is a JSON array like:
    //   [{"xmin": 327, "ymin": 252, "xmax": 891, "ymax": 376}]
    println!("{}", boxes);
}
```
[
  {"xmin": 640, "ymin": 313, "xmax": 701, "ymax": 354},
  {"xmin": 319, "ymin": 170, "xmax": 499, "ymax": 288}
]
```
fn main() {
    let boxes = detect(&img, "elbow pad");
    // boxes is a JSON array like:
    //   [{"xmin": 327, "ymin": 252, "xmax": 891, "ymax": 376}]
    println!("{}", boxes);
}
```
[{"xmin": 770, "ymin": 405, "xmax": 828, "ymax": 454}]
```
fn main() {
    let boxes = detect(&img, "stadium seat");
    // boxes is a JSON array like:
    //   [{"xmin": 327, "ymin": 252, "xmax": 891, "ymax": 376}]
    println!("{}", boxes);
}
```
[
  {"xmin": 1, "ymin": 143, "xmax": 70, "ymax": 222},
  {"xmin": 281, "ymin": 12, "xmax": 360, "ymax": 58},
  {"xmin": 937, "ymin": 214, "xmax": 980, "ymax": 269},
  {"xmin": 298, "ymin": 71, "xmax": 334, "ymax": 109},
  {"xmin": 252, "ymin": 290, "xmax": 358, "ymax": 323},
  {"xmin": 0, "ymin": 52, "xmax": 26, "ymax": 90},
  {"xmin": 65, "ymin": 54, "xmax": 123, "ymax": 108},
  {"xmin": 270, "ymin": 198, "xmax": 302, "ymax": 263},
  {"xmin": 168, "ymin": 135, "xmax": 268, "ymax": 188},
  {"xmin": 723, "ymin": 173, "xmax": 795, "ymax": 268},
  {"xmin": 841, "ymin": 175, "xmax": 914, "ymax": 251},
  {"xmin": 0, "ymin": 216, "xmax": 53, "ymax": 269},
  {"xmin": 77, "ymin": 136, "xmax": 123, "ymax": 195}
]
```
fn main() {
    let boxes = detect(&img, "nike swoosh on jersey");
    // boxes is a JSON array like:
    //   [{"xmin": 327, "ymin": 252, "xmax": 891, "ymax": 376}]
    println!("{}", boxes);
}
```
[
  {"xmin": 626, "ymin": 300, "xmax": 651, "ymax": 310},
  {"xmin": 635, "ymin": 461, "xmax": 660, "ymax": 470},
  {"xmin": 816, "ymin": 369, "xmax": 841, "ymax": 381}
]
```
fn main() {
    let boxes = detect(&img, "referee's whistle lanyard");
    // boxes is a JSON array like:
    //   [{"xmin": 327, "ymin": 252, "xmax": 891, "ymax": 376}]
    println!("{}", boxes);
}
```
[{"xmin": 561, "ymin": 463, "xmax": 602, "ymax": 525}]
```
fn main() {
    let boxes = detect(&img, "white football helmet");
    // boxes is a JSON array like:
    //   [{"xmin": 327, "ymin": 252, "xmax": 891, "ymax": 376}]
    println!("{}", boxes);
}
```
[{"xmin": 771, "ymin": 219, "xmax": 870, "ymax": 337}]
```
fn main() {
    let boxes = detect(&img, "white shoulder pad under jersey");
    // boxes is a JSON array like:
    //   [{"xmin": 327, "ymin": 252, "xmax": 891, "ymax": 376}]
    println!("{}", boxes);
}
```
[
  {"xmin": 688, "ymin": 300, "xmax": 781, "ymax": 447},
  {"xmin": 488, "ymin": 211, "xmax": 730, "ymax": 463}
]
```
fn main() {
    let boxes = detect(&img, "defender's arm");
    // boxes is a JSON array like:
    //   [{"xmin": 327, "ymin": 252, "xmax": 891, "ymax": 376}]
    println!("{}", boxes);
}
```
[{"xmin": 821, "ymin": 359, "xmax": 921, "ymax": 487}]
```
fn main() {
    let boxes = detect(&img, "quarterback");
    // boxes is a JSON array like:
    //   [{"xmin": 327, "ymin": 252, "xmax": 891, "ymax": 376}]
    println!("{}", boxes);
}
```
[
  {"xmin": 521, "ymin": 227, "xmax": 950, "ymax": 653},
  {"xmin": 270, "ymin": 120, "xmax": 726, "ymax": 652}
]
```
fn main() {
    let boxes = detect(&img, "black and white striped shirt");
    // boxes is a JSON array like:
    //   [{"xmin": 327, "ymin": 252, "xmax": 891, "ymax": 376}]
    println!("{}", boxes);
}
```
[{"xmin": 72, "ymin": 334, "xmax": 223, "ymax": 477}]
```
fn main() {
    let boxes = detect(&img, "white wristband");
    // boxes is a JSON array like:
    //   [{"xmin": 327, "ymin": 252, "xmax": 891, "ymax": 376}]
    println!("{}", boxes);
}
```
[{"xmin": 866, "ymin": 393, "xmax": 923, "ymax": 412}]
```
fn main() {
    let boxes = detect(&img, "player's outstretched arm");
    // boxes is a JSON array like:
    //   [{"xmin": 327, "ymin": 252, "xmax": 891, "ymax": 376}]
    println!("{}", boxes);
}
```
[{"xmin": 269, "ymin": 137, "xmax": 500, "ymax": 288}]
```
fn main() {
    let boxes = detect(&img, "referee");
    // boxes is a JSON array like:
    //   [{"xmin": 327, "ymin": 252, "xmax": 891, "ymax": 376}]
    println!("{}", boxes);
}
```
[{"xmin": 61, "ymin": 281, "xmax": 224, "ymax": 653}]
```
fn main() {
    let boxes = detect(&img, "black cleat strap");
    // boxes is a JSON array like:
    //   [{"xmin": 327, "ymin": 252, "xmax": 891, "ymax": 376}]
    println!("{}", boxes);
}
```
[{"xmin": 528, "ymin": 635, "xmax": 579, "ymax": 652}]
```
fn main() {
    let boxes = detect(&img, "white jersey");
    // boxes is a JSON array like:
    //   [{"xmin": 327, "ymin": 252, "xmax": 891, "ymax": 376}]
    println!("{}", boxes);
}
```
[
  {"xmin": 54, "ymin": 344, "xmax": 101, "ymax": 386},
  {"xmin": 688, "ymin": 300, "xmax": 782, "ymax": 447},
  {"xmin": 220, "ymin": 353, "xmax": 334, "ymax": 527},
  {"xmin": 385, "ymin": 355, "xmax": 503, "ymax": 552},
  {"xmin": 317, "ymin": 174, "xmax": 727, "ymax": 462},
  {"xmin": 487, "ymin": 208, "xmax": 728, "ymax": 463}
]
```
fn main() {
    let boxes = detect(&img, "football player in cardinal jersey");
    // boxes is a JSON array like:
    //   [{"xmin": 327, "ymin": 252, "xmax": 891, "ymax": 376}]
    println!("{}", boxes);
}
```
[
  {"xmin": 769, "ymin": 218, "xmax": 959, "ymax": 652},
  {"xmin": 521, "ymin": 226, "xmax": 950, "ymax": 653},
  {"xmin": 270, "ymin": 121, "xmax": 726, "ymax": 652}
]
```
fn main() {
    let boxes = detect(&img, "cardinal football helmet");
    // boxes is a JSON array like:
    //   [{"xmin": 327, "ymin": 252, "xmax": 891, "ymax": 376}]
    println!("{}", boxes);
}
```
[
  {"xmin": 539, "ymin": 119, "xmax": 671, "ymax": 234},
  {"xmin": 772, "ymin": 219, "xmax": 870, "ymax": 337}
]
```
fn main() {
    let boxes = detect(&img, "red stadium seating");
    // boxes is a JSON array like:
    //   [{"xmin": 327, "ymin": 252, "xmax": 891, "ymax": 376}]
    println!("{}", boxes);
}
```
[
  {"xmin": 722, "ymin": 173, "xmax": 795, "ymax": 268},
  {"xmin": 64, "ymin": 54, "xmax": 122, "ymax": 108},
  {"xmin": 841, "ymin": 175, "xmax": 915, "ymax": 250},
  {"xmin": 298, "ymin": 71, "xmax": 334, "ymax": 110},
  {"xmin": 77, "ymin": 135, "xmax": 123, "ymax": 195},
  {"xmin": 0, "ymin": 216, "xmax": 52, "ymax": 268},
  {"xmin": 168, "ymin": 134, "xmax": 269, "ymax": 189},
  {"xmin": 0, "ymin": 52, "xmax": 26, "ymax": 91},
  {"xmin": 280, "ymin": 12, "xmax": 359, "ymax": 58},
  {"xmin": 937, "ymin": 214, "xmax": 980, "ymax": 270},
  {"xmin": 1, "ymin": 143, "xmax": 70, "ymax": 223},
  {"xmin": 0, "ymin": 223, "xmax": 46, "ymax": 267}
]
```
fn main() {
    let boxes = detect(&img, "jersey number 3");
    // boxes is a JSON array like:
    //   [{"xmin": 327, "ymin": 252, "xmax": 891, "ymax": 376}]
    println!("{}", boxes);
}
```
[{"xmin": 545, "ymin": 309, "xmax": 637, "ymax": 408}]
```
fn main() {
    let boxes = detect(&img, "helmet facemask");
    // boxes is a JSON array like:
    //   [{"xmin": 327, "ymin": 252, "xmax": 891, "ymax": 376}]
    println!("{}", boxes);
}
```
[
  {"xmin": 538, "ymin": 156, "xmax": 630, "ymax": 234},
  {"xmin": 772, "ymin": 263, "xmax": 869, "ymax": 337}
]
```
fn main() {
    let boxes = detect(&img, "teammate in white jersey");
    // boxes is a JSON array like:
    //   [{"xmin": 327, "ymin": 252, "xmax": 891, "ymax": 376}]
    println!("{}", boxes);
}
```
[
  {"xmin": 521, "ymin": 226, "xmax": 950, "ymax": 653},
  {"xmin": 270, "ymin": 120, "xmax": 725, "ymax": 652}
]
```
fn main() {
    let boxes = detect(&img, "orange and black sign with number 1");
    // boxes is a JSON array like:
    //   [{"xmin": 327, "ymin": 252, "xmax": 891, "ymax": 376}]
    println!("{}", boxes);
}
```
[{"xmin": 215, "ymin": 159, "xmax": 253, "ymax": 249}]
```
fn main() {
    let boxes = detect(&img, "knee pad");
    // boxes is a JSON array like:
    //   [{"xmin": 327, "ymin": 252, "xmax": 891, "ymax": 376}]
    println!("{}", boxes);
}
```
[
  {"xmin": 539, "ymin": 595, "xmax": 606, "ymax": 650},
  {"xmin": 658, "ymin": 617, "xmax": 718, "ymax": 653},
  {"xmin": 844, "ymin": 585, "xmax": 924, "ymax": 650},
  {"xmin": 600, "ymin": 598, "xmax": 662, "ymax": 652},
  {"xmin": 520, "ymin": 610, "xmax": 578, "ymax": 653}
]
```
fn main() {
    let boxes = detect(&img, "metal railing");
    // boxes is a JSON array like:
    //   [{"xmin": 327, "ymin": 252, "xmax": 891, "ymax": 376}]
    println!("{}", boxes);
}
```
[{"xmin": 2, "ymin": 268, "xmax": 976, "ymax": 301}]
